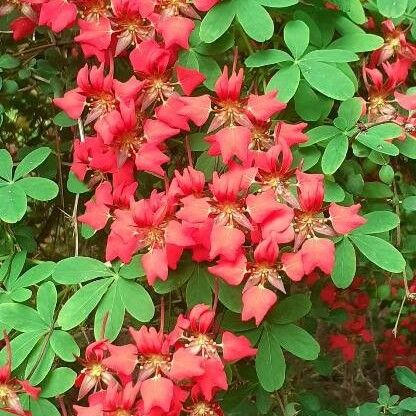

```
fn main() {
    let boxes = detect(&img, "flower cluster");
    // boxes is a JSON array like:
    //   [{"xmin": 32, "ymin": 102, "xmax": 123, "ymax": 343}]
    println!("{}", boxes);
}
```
[
  {"xmin": 319, "ymin": 278, "xmax": 373, "ymax": 362},
  {"xmin": 73, "ymin": 304, "xmax": 255, "ymax": 416}
]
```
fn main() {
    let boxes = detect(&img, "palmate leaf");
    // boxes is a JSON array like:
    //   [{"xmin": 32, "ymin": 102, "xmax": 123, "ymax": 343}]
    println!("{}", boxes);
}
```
[
  {"xmin": 199, "ymin": 0, "xmax": 236, "ymax": 43},
  {"xmin": 331, "ymin": 237, "xmax": 356, "ymax": 289}
]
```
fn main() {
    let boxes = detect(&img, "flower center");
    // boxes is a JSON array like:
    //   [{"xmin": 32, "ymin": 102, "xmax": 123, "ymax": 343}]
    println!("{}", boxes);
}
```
[
  {"xmin": 191, "ymin": 402, "xmax": 216, "ymax": 415},
  {"xmin": 0, "ymin": 384, "xmax": 11, "ymax": 403},
  {"xmin": 88, "ymin": 363, "xmax": 105, "ymax": 378}
]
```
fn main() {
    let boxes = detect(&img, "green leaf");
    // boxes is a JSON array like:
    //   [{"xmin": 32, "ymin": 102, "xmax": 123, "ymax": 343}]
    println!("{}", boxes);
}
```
[
  {"xmin": 200, "ymin": 0, "xmax": 236, "ymax": 43},
  {"xmin": 67, "ymin": 171, "xmax": 89, "ymax": 194},
  {"xmin": 0, "ymin": 54, "xmax": 20, "ymax": 69},
  {"xmin": 338, "ymin": 97, "xmax": 363, "ymax": 130},
  {"xmin": 355, "ymin": 211, "xmax": 400, "ymax": 234},
  {"xmin": 284, "ymin": 20, "xmax": 309, "ymax": 58},
  {"xmin": 321, "ymin": 134, "xmax": 348, "ymax": 175},
  {"xmin": 395, "ymin": 366, "xmax": 416, "ymax": 391},
  {"xmin": 236, "ymin": 0, "xmax": 273, "ymax": 42},
  {"xmin": 153, "ymin": 259, "xmax": 195, "ymax": 294},
  {"xmin": 119, "ymin": 255, "xmax": 146, "ymax": 279},
  {"xmin": 186, "ymin": 264, "xmax": 213, "ymax": 307},
  {"xmin": 0, "ymin": 304, "xmax": 48, "ymax": 332},
  {"xmin": 397, "ymin": 135, "xmax": 416, "ymax": 158},
  {"xmin": 217, "ymin": 279, "xmax": 243, "ymax": 313},
  {"xmin": 294, "ymin": 81, "xmax": 321, "ymax": 121},
  {"xmin": 267, "ymin": 294, "xmax": 311, "ymax": 324},
  {"xmin": 0, "ymin": 331, "xmax": 43, "ymax": 370},
  {"xmin": 0, "ymin": 184, "xmax": 27, "ymax": 223},
  {"xmin": 403, "ymin": 196, "xmax": 416, "ymax": 211},
  {"xmin": 57, "ymin": 278, "xmax": 112, "ymax": 330},
  {"xmin": 94, "ymin": 282, "xmax": 125, "ymax": 341},
  {"xmin": 399, "ymin": 397, "xmax": 416, "ymax": 411},
  {"xmin": 53, "ymin": 256, "xmax": 113, "ymax": 284},
  {"xmin": 25, "ymin": 341, "xmax": 55, "ymax": 385},
  {"xmin": 37, "ymin": 282, "xmax": 57, "ymax": 326},
  {"xmin": 273, "ymin": 323, "xmax": 320, "ymax": 360},
  {"xmin": 257, "ymin": 0, "xmax": 298, "ymax": 6},
  {"xmin": 21, "ymin": 398, "xmax": 60, "ymax": 416},
  {"xmin": 350, "ymin": 234, "xmax": 405, "ymax": 273},
  {"xmin": 267, "ymin": 64, "xmax": 300, "ymax": 102},
  {"xmin": 361, "ymin": 182, "xmax": 392, "ymax": 198},
  {"xmin": 356, "ymin": 124, "xmax": 402, "ymax": 156},
  {"xmin": 245, "ymin": 49, "xmax": 292, "ymax": 67},
  {"xmin": 14, "ymin": 147, "xmax": 51, "ymax": 180},
  {"xmin": 40, "ymin": 367, "xmax": 76, "ymax": 398},
  {"xmin": 118, "ymin": 278, "xmax": 155, "ymax": 322},
  {"xmin": 52, "ymin": 111, "xmax": 78, "ymax": 127},
  {"xmin": 303, "ymin": 125, "xmax": 341, "ymax": 147},
  {"xmin": 329, "ymin": 34, "xmax": 384, "ymax": 52},
  {"xmin": 324, "ymin": 180, "xmax": 345, "ymax": 203},
  {"xmin": 377, "ymin": 0, "xmax": 408, "ymax": 18},
  {"xmin": 331, "ymin": 238, "xmax": 356, "ymax": 289},
  {"xmin": 197, "ymin": 55, "xmax": 222, "ymax": 90},
  {"xmin": 0, "ymin": 149, "xmax": 13, "ymax": 181},
  {"xmin": 300, "ymin": 61, "xmax": 355, "ymax": 100},
  {"xmin": 50, "ymin": 330, "xmax": 79, "ymax": 362},
  {"xmin": 12, "ymin": 261, "xmax": 55, "ymax": 290},
  {"xmin": 379, "ymin": 165, "xmax": 394, "ymax": 184},
  {"xmin": 256, "ymin": 325, "xmax": 286, "ymax": 391},
  {"xmin": 302, "ymin": 49, "xmax": 358, "ymax": 63},
  {"xmin": 18, "ymin": 177, "xmax": 58, "ymax": 201}
]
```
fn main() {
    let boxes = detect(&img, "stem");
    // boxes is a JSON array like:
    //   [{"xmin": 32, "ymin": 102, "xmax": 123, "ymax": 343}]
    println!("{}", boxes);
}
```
[
  {"xmin": 184, "ymin": 135, "xmax": 193, "ymax": 168},
  {"xmin": 58, "ymin": 397, "xmax": 68, "ymax": 416},
  {"xmin": 212, "ymin": 278, "xmax": 219, "ymax": 313},
  {"xmin": 159, "ymin": 297, "xmax": 165, "ymax": 334},
  {"xmin": 392, "ymin": 294, "xmax": 406, "ymax": 338}
]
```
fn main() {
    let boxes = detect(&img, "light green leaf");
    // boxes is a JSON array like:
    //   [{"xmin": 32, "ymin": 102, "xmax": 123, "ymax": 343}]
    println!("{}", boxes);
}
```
[
  {"xmin": 321, "ymin": 134, "xmax": 349, "ymax": 175},
  {"xmin": 118, "ymin": 278, "xmax": 155, "ymax": 322},
  {"xmin": 57, "ymin": 278, "xmax": 112, "ymax": 330},
  {"xmin": 267, "ymin": 64, "xmax": 300, "ymax": 102},
  {"xmin": 0, "ymin": 304, "xmax": 48, "ymax": 332},
  {"xmin": 236, "ymin": 0, "xmax": 274, "ymax": 42},
  {"xmin": 0, "ymin": 149, "xmax": 13, "ymax": 181},
  {"xmin": 53, "ymin": 256, "xmax": 113, "ymax": 284},
  {"xmin": 25, "ymin": 341, "xmax": 55, "ymax": 384},
  {"xmin": 37, "ymin": 282, "xmax": 57, "ymax": 326},
  {"xmin": 329, "ymin": 34, "xmax": 384, "ymax": 52},
  {"xmin": 350, "ymin": 234, "xmax": 405, "ymax": 273},
  {"xmin": 303, "ymin": 125, "xmax": 341, "ymax": 147},
  {"xmin": 50, "ymin": 330, "xmax": 79, "ymax": 362},
  {"xmin": 331, "ymin": 238, "xmax": 356, "ymax": 289},
  {"xmin": 245, "ymin": 49, "xmax": 292, "ymax": 67},
  {"xmin": 284, "ymin": 20, "xmax": 309, "ymax": 58},
  {"xmin": 67, "ymin": 171, "xmax": 89, "ymax": 194},
  {"xmin": 94, "ymin": 282, "xmax": 125, "ymax": 341},
  {"xmin": 301, "ymin": 49, "xmax": 358, "ymax": 63},
  {"xmin": 52, "ymin": 111, "xmax": 78, "ymax": 127},
  {"xmin": 0, "ymin": 184, "xmax": 27, "ymax": 223},
  {"xmin": 153, "ymin": 259, "xmax": 195, "ymax": 294},
  {"xmin": 21, "ymin": 398, "xmax": 60, "ymax": 416},
  {"xmin": 294, "ymin": 81, "xmax": 321, "ymax": 121},
  {"xmin": 0, "ymin": 331, "xmax": 43, "ymax": 370},
  {"xmin": 14, "ymin": 147, "xmax": 51, "ymax": 180},
  {"xmin": 18, "ymin": 177, "xmax": 58, "ymax": 201},
  {"xmin": 377, "ymin": 0, "xmax": 408, "ymax": 18},
  {"xmin": 355, "ymin": 211, "xmax": 400, "ymax": 234},
  {"xmin": 40, "ymin": 367, "xmax": 76, "ymax": 398},
  {"xmin": 338, "ymin": 97, "xmax": 363, "ymax": 130},
  {"xmin": 300, "ymin": 61, "xmax": 355, "ymax": 100},
  {"xmin": 200, "ymin": 0, "xmax": 236, "ymax": 43},
  {"xmin": 257, "ymin": 0, "xmax": 298, "ymax": 6},
  {"xmin": 12, "ymin": 261, "xmax": 55, "ymax": 290},
  {"xmin": 395, "ymin": 366, "xmax": 416, "ymax": 391},
  {"xmin": 403, "ymin": 196, "xmax": 416, "ymax": 211}
]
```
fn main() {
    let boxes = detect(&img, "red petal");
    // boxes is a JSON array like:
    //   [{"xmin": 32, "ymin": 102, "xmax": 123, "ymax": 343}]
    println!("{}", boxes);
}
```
[
  {"xmin": 176, "ymin": 66, "xmax": 206, "ymax": 96},
  {"xmin": 140, "ymin": 376, "xmax": 174, "ymax": 413},
  {"xmin": 222, "ymin": 332, "xmax": 257, "ymax": 362},
  {"xmin": 329, "ymin": 203, "xmax": 366, "ymax": 234},
  {"xmin": 169, "ymin": 348, "xmax": 205, "ymax": 380},
  {"xmin": 301, "ymin": 238, "xmax": 335, "ymax": 275},
  {"xmin": 242, "ymin": 285, "xmax": 277, "ymax": 326}
]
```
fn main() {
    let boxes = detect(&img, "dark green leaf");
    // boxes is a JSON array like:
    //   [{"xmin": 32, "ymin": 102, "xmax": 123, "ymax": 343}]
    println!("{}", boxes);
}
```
[
  {"xmin": 395, "ymin": 366, "xmax": 416, "ymax": 391},
  {"xmin": 331, "ymin": 238, "xmax": 356, "ymax": 289},
  {"xmin": 52, "ymin": 111, "xmax": 78, "ymax": 127},
  {"xmin": 267, "ymin": 294, "xmax": 311, "ymax": 324}
]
